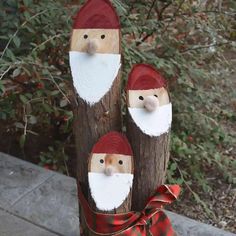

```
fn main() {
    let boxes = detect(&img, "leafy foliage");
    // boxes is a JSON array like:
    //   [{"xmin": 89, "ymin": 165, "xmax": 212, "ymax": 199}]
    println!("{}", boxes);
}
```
[
  {"xmin": 0, "ymin": 0, "xmax": 73, "ymax": 161},
  {"xmin": 118, "ymin": 0, "xmax": 236, "ymax": 190},
  {"xmin": 39, "ymin": 142, "xmax": 69, "ymax": 174},
  {"xmin": 0, "ymin": 0, "xmax": 235, "ymax": 214}
]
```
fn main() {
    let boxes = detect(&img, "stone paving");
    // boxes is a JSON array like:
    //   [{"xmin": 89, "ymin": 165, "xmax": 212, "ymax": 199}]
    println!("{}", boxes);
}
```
[
  {"xmin": 0, "ymin": 153, "xmax": 79, "ymax": 236},
  {"xmin": 0, "ymin": 152, "xmax": 235, "ymax": 236}
]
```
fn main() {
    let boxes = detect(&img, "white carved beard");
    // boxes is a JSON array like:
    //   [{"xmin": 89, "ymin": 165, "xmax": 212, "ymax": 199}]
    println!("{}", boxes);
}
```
[
  {"xmin": 69, "ymin": 51, "xmax": 121, "ymax": 105},
  {"xmin": 88, "ymin": 172, "xmax": 133, "ymax": 211},
  {"xmin": 128, "ymin": 103, "xmax": 172, "ymax": 137}
]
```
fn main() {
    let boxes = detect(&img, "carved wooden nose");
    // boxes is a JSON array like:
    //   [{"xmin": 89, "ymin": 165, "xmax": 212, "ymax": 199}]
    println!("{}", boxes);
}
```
[
  {"xmin": 87, "ymin": 39, "xmax": 98, "ymax": 54},
  {"xmin": 104, "ymin": 166, "xmax": 115, "ymax": 176},
  {"xmin": 144, "ymin": 96, "xmax": 159, "ymax": 112}
]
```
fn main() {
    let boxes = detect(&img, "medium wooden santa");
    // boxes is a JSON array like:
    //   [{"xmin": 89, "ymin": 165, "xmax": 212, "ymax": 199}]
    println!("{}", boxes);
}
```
[{"xmin": 126, "ymin": 64, "xmax": 172, "ymax": 211}]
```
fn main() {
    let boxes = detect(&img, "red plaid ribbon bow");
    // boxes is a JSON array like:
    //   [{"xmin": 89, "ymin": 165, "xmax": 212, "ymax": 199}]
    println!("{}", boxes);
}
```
[{"xmin": 78, "ymin": 183, "xmax": 181, "ymax": 236}]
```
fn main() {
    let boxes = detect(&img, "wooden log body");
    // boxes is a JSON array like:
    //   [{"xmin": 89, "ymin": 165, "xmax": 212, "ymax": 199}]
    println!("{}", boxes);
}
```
[
  {"xmin": 69, "ymin": 0, "xmax": 126, "ymax": 234},
  {"xmin": 127, "ymin": 115, "xmax": 170, "ymax": 211},
  {"xmin": 72, "ymin": 84, "xmax": 122, "ymax": 236},
  {"xmin": 73, "ymin": 77, "xmax": 121, "ymax": 195}
]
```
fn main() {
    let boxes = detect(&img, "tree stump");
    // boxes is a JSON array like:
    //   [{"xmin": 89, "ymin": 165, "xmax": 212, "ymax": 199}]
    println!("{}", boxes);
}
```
[
  {"xmin": 126, "ymin": 119, "xmax": 170, "ymax": 211},
  {"xmin": 126, "ymin": 64, "xmax": 172, "ymax": 211},
  {"xmin": 69, "ymin": 0, "xmax": 126, "ymax": 235},
  {"xmin": 72, "ymin": 69, "xmax": 122, "ymax": 236}
]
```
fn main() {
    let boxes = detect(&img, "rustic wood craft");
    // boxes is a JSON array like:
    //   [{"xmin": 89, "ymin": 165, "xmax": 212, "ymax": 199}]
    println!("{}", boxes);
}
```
[
  {"xmin": 70, "ymin": 1, "xmax": 179, "ymax": 235},
  {"xmin": 126, "ymin": 64, "xmax": 172, "ymax": 211},
  {"xmin": 88, "ymin": 131, "xmax": 134, "ymax": 213}
]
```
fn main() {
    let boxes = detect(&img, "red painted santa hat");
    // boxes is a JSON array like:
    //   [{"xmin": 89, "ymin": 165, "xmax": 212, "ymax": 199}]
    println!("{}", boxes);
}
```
[
  {"xmin": 73, "ymin": 0, "xmax": 120, "ymax": 29},
  {"xmin": 126, "ymin": 64, "xmax": 166, "ymax": 91},
  {"xmin": 92, "ymin": 132, "xmax": 133, "ymax": 156}
]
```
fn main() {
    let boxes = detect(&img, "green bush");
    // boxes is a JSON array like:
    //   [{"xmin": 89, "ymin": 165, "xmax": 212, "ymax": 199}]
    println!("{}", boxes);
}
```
[{"xmin": 0, "ymin": 0, "xmax": 235, "ymax": 211}]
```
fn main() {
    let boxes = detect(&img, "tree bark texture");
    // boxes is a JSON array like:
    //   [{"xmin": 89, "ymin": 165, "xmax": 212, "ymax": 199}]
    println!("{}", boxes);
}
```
[
  {"xmin": 72, "ymin": 74, "xmax": 122, "ymax": 191},
  {"xmin": 126, "ymin": 112, "xmax": 170, "ymax": 212},
  {"xmin": 72, "ymin": 74, "xmax": 132, "ymax": 235},
  {"xmin": 72, "ymin": 77, "xmax": 121, "ymax": 236}
]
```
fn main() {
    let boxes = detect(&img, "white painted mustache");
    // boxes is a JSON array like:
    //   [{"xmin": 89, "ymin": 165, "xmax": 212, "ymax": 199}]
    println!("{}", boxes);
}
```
[
  {"xmin": 128, "ymin": 103, "xmax": 172, "ymax": 137},
  {"xmin": 69, "ymin": 51, "xmax": 121, "ymax": 105}
]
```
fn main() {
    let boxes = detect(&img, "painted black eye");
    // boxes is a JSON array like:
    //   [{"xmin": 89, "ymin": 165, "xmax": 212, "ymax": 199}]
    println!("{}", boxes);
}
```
[
  {"xmin": 154, "ymin": 95, "xmax": 158, "ymax": 98},
  {"xmin": 101, "ymin": 34, "xmax": 105, "ymax": 39},
  {"xmin": 139, "ymin": 96, "xmax": 144, "ymax": 100},
  {"xmin": 100, "ymin": 159, "xmax": 104, "ymax": 164},
  {"xmin": 84, "ymin": 34, "xmax": 88, "ymax": 39},
  {"xmin": 119, "ymin": 160, "xmax": 123, "ymax": 165}
]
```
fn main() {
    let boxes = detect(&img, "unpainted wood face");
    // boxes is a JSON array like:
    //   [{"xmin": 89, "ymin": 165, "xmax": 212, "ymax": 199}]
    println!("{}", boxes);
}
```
[
  {"xmin": 70, "ymin": 29, "xmax": 120, "ymax": 54},
  {"xmin": 128, "ymin": 88, "xmax": 170, "ymax": 108},
  {"xmin": 89, "ymin": 153, "xmax": 133, "ymax": 174}
]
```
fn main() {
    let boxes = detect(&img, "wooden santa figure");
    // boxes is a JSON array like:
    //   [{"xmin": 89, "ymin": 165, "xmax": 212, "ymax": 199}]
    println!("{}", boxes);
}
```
[
  {"xmin": 69, "ymin": 0, "xmax": 122, "ymax": 196},
  {"xmin": 88, "ymin": 131, "xmax": 134, "ymax": 213},
  {"xmin": 126, "ymin": 64, "xmax": 172, "ymax": 211}
]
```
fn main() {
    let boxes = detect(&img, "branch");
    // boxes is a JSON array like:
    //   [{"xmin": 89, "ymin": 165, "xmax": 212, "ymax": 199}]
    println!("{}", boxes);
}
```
[
  {"xmin": 157, "ymin": 1, "xmax": 173, "ymax": 20},
  {"xmin": 200, "ymin": 10, "xmax": 235, "ymax": 16},
  {"xmin": 47, "ymin": 72, "xmax": 71, "ymax": 104},
  {"xmin": 0, "ymin": 10, "xmax": 48, "ymax": 59},
  {"xmin": 136, "ymin": 0, "xmax": 158, "ymax": 46},
  {"xmin": 32, "ymin": 33, "xmax": 67, "ymax": 52},
  {"xmin": 136, "ymin": 31, "xmax": 154, "ymax": 46},
  {"xmin": 0, "ymin": 65, "xmax": 12, "ymax": 80},
  {"xmin": 181, "ymin": 41, "xmax": 232, "ymax": 53},
  {"xmin": 172, "ymin": 158, "xmax": 215, "ymax": 218},
  {"xmin": 146, "ymin": 0, "xmax": 157, "ymax": 20},
  {"xmin": 166, "ymin": 9, "xmax": 235, "ymax": 21},
  {"xmin": 174, "ymin": 0, "xmax": 186, "ymax": 17}
]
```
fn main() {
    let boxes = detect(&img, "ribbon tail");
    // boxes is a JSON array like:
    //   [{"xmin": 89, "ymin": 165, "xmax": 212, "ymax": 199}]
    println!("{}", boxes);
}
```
[{"xmin": 149, "ymin": 211, "xmax": 177, "ymax": 236}]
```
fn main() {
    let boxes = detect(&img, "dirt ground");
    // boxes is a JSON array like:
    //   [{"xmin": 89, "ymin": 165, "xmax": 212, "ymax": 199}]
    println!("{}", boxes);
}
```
[{"xmin": 170, "ymin": 172, "xmax": 236, "ymax": 233}]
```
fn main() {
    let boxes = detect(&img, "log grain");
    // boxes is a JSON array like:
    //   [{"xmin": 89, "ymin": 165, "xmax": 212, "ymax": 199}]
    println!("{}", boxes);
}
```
[{"xmin": 126, "ymin": 113, "xmax": 170, "ymax": 211}]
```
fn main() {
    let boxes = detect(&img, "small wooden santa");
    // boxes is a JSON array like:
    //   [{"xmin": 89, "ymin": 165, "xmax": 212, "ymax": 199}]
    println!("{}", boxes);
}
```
[{"xmin": 88, "ymin": 131, "xmax": 134, "ymax": 213}]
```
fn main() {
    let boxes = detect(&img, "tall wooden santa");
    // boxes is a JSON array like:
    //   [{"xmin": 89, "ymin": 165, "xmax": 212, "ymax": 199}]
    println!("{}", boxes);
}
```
[{"xmin": 69, "ymin": 0, "xmax": 122, "ymax": 197}]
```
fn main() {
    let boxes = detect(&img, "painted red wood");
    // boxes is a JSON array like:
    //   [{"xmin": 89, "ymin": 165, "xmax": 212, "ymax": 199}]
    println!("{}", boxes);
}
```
[
  {"xmin": 126, "ymin": 64, "xmax": 166, "ymax": 91},
  {"xmin": 92, "ymin": 131, "xmax": 133, "ymax": 156},
  {"xmin": 73, "ymin": 0, "xmax": 120, "ymax": 29}
]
